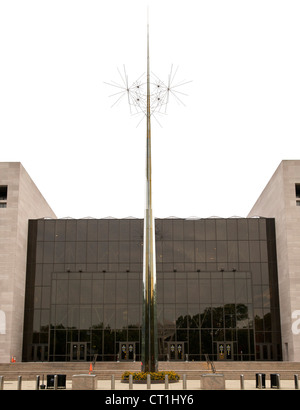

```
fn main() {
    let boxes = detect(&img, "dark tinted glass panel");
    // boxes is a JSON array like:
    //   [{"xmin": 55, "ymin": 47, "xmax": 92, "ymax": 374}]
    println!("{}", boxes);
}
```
[
  {"xmin": 76, "ymin": 242, "xmax": 86, "ymax": 263},
  {"xmin": 66, "ymin": 220, "xmax": 76, "ymax": 241},
  {"xmin": 56, "ymin": 280, "xmax": 68, "ymax": 304},
  {"xmin": 238, "ymin": 219, "xmax": 248, "ymax": 240},
  {"xmin": 206, "ymin": 241, "xmax": 216, "ymax": 262},
  {"xmin": 183, "ymin": 220, "xmax": 194, "ymax": 240},
  {"xmin": 130, "ymin": 219, "xmax": 142, "ymax": 240},
  {"xmin": 223, "ymin": 279, "xmax": 235, "ymax": 303},
  {"xmin": 217, "ymin": 241, "xmax": 227, "ymax": 262},
  {"xmin": 98, "ymin": 220, "xmax": 108, "ymax": 240},
  {"xmin": 54, "ymin": 242, "xmax": 65, "ymax": 263},
  {"xmin": 44, "ymin": 242, "xmax": 54, "ymax": 263},
  {"xmin": 80, "ymin": 280, "xmax": 92, "ymax": 304},
  {"xmin": 116, "ymin": 279, "xmax": 127, "ymax": 303},
  {"xmin": 195, "ymin": 220, "xmax": 205, "ymax": 240},
  {"xmin": 176, "ymin": 280, "xmax": 187, "ymax": 303},
  {"xmin": 109, "ymin": 220, "xmax": 119, "ymax": 240},
  {"xmin": 200, "ymin": 279, "xmax": 211, "ymax": 303},
  {"xmin": 249, "ymin": 241, "xmax": 260, "ymax": 262},
  {"xmin": 44, "ymin": 220, "xmax": 55, "ymax": 241},
  {"xmin": 184, "ymin": 241, "xmax": 194, "ymax": 263},
  {"xmin": 164, "ymin": 279, "xmax": 175, "ymax": 303},
  {"xmin": 98, "ymin": 242, "xmax": 108, "ymax": 263},
  {"xmin": 92, "ymin": 280, "xmax": 104, "ymax": 304},
  {"xmin": 65, "ymin": 242, "xmax": 76, "ymax": 263},
  {"xmin": 87, "ymin": 220, "xmax": 98, "ymax": 241},
  {"xmin": 216, "ymin": 219, "xmax": 227, "ymax": 240},
  {"xmin": 120, "ymin": 220, "xmax": 130, "ymax": 241},
  {"xmin": 187, "ymin": 280, "xmax": 199, "ymax": 300},
  {"xmin": 87, "ymin": 242, "xmax": 97, "ymax": 263},
  {"xmin": 195, "ymin": 241, "xmax": 205, "ymax": 262},
  {"xmin": 212, "ymin": 279, "xmax": 223, "ymax": 303},
  {"xmin": 119, "ymin": 242, "xmax": 130, "ymax": 263},
  {"xmin": 55, "ymin": 221, "xmax": 66, "ymax": 241},
  {"xmin": 69, "ymin": 280, "xmax": 80, "ymax": 304},
  {"xmin": 173, "ymin": 220, "xmax": 183, "ymax": 240},
  {"xmin": 259, "ymin": 219, "xmax": 267, "ymax": 240},
  {"xmin": 205, "ymin": 220, "xmax": 216, "ymax": 240},
  {"xmin": 23, "ymin": 217, "xmax": 281, "ymax": 362},
  {"xmin": 228, "ymin": 241, "xmax": 238, "ymax": 262},
  {"xmin": 104, "ymin": 280, "xmax": 115, "ymax": 303},
  {"xmin": 174, "ymin": 241, "xmax": 184, "ymax": 262},
  {"xmin": 227, "ymin": 219, "xmax": 237, "ymax": 240},
  {"xmin": 248, "ymin": 219, "xmax": 259, "ymax": 240},
  {"xmin": 77, "ymin": 220, "xmax": 87, "ymax": 241},
  {"xmin": 238, "ymin": 242, "xmax": 249, "ymax": 262},
  {"xmin": 130, "ymin": 242, "xmax": 142, "ymax": 263},
  {"xmin": 163, "ymin": 241, "xmax": 172, "ymax": 263}
]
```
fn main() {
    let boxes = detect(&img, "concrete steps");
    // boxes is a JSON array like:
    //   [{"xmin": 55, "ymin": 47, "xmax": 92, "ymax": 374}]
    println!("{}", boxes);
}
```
[
  {"xmin": 0, "ymin": 361, "xmax": 299, "ymax": 381},
  {"xmin": 160, "ymin": 361, "xmax": 300, "ymax": 380}
]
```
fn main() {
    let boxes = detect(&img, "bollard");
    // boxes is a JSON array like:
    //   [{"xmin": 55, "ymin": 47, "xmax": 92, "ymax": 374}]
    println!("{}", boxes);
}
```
[
  {"xmin": 183, "ymin": 374, "xmax": 187, "ymax": 390},
  {"xmin": 257, "ymin": 373, "xmax": 262, "ymax": 389},
  {"xmin": 276, "ymin": 373, "xmax": 280, "ymax": 389},
  {"xmin": 240, "ymin": 374, "xmax": 244, "ymax": 390},
  {"xmin": 295, "ymin": 374, "xmax": 299, "ymax": 390},
  {"xmin": 0, "ymin": 376, "xmax": 4, "ymax": 390},
  {"xmin": 165, "ymin": 374, "xmax": 169, "ymax": 390},
  {"xmin": 147, "ymin": 374, "xmax": 151, "ymax": 390},
  {"xmin": 35, "ymin": 375, "xmax": 40, "ymax": 390},
  {"xmin": 54, "ymin": 374, "xmax": 58, "ymax": 390},
  {"xmin": 111, "ymin": 374, "xmax": 115, "ymax": 390},
  {"xmin": 17, "ymin": 375, "xmax": 22, "ymax": 390},
  {"xmin": 129, "ymin": 374, "xmax": 133, "ymax": 390}
]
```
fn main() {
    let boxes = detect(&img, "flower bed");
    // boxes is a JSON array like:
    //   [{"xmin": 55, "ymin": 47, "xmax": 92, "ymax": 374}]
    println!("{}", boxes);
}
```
[{"xmin": 121, "ymin": 371, "xmax": 180, "ymax": 383}]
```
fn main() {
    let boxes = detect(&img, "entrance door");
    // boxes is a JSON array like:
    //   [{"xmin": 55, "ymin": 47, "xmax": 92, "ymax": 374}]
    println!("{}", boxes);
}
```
[
  {"xmin": 217, "ymin": 342, "xmax": 233, "ymax": 360},
  {"xmin": 168, "ymin": 342, "xmax": 184, "ymax": 360},
  {"xmin": 71, "ymin": 342, "xmax": 87, "ymax": 361},
  {"xmin": 256, "ymin": 343, "xmax": 272, "ymax": 360},
  {"xmin": 120, "ymin": 342, "xmax": 135, "ymax": 361},
  {"xmin": 33, "ymin": 344, "xmax": 48, "ymax": 361}
]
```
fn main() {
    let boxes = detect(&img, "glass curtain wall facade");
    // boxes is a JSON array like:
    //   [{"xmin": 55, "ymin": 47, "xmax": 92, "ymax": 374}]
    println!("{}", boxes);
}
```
[{"xmin": 23, "ymin": 217, "xmax": 281, "ymax": 362}]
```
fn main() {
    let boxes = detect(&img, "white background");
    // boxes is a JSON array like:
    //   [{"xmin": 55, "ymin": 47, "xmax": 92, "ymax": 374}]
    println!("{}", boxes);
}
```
[{"xmin": 1, "ymin": 0, "xmax": 300, "ymax": 219}]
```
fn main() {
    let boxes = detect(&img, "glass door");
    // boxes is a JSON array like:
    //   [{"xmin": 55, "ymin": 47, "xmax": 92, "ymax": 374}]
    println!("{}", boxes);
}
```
[
  {"xmin": 71, "ymin": 342, "xmax": 87, "ymax": 361},
  {"xmin": 120, "ymin": 342, "xmax": 136, "ymax": 361},
  {"xmin": 217, "ymin": 342, "xmax": 233, "ymax": 360},
  {"xmin": 168, "ymin": 342, "xmax": 185, "ymax": 360},
  {"xmin": 33, "ymin": 344, "xmax": 48, "ymax": 361}
]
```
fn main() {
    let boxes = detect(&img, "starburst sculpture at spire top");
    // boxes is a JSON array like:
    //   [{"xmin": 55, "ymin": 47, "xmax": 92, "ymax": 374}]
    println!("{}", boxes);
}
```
[{"xmin": 105, "ymin": 64, "xmax": 191, "ymax": 126}]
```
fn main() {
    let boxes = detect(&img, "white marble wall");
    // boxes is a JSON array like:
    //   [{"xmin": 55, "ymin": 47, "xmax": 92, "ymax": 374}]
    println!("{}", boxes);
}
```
[
  {"xmin": 248, "ymin": 160, "xmax": 300, "ymax": 361},
  {"xmin": 0, "ymin": 163, "xmax": 56, "ymax": 363}
]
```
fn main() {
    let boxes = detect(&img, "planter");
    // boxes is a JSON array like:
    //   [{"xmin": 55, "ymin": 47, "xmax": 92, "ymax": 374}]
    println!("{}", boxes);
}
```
[
  {"xmin": 121, "ymin": 379, "xmax": 179, "ymax": 384},
  {"xmin": 121, "ymin": 371, "xmax": 180, "ymax": 383}
]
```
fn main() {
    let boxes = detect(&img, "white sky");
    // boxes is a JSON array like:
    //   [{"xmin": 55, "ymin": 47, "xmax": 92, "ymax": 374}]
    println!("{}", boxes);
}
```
[{"xmin": 1, "ymin": 0, "xmax": 300, "ymax": 219}]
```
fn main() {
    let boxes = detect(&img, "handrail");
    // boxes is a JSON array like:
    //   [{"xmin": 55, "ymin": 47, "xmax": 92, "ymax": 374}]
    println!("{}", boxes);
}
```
[{"xmin": 205, "ymin": 354, "xmax": 216, "ymax": 373}]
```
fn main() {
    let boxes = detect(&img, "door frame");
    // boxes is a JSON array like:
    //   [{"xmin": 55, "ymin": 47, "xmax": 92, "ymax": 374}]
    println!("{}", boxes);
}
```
[
  {"xmin": 216, "ymin": 341, "xmax": 234, "ymax": 361},
  {"xmin": 167, "ymin": 342, "xmax": 185, "ymax": 361},
  {"xmin": 119, "ymin": 342, "xmax": 136, "ymax": 361},
  {"xmin": 32, "ymin": 344, "xmax": 48, "ymax": 361},
  {"xmin": 70, "ymin": 342, "xmax": 87, "ymax": 361}
]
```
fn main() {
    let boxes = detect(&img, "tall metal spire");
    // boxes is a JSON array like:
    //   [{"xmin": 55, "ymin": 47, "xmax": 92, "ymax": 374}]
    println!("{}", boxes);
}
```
[
  {"xmin": 105, "ymin": 10, "xmax": 190, "ymax": 374},
  {"xmin": 141, "ymin": 12, "xmax": 158, "ymax": 373}
]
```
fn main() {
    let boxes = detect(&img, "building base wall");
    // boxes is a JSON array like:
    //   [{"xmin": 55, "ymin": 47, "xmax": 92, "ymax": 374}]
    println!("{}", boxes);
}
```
[
  {"xmin": 0, "ymin": 163, "xmax": 56, "ymax": 363},
  {"xmin": 248, "ymin": 160, "xmax": 300, "ymax": 361}
]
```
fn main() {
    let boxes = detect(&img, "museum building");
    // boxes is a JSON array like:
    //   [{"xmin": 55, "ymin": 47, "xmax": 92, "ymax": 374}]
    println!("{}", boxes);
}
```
[{"xmin": 1, "ymin": 161, "xmax": 300, "ymax": 363}]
